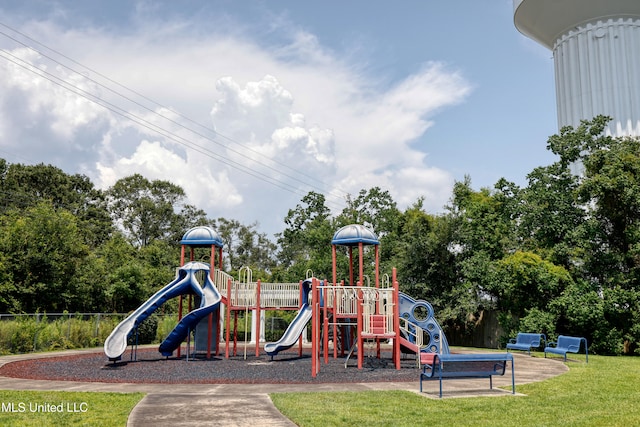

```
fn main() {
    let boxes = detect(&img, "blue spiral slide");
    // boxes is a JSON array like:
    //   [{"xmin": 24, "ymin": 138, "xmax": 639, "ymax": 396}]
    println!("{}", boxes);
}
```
[
  {"xmin": 398, "ymin": 292, "xmax": 450, "ymax": 356},
  {"xmin": 104, "ymin": 261, "xmax": 221, "ymax": 360}
]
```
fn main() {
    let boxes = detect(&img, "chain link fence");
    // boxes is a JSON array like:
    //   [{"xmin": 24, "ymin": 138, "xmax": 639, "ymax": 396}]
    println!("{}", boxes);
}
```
[{"xmin": 0, "ymin": 312, "xmax": 296, "ymax": 354}]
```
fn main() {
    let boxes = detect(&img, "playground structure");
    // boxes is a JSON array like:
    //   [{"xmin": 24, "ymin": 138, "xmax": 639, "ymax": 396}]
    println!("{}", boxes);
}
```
[
  {"xmin": 307, "ymin": 224, "xmax": 449, "ymax": 376},
  {"xmin": 104, "ymin": 225, "xmax": 304, "ymax": 361},
  {"xmin": 104, "ymin": 224, "xmax": 450, "ymax": 377}
]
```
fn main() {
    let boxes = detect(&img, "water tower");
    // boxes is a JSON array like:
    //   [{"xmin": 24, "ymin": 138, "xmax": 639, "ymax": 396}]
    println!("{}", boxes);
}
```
[{"xmin": 514, "ymin": 0, "xmax": 640, "ymax": 137}]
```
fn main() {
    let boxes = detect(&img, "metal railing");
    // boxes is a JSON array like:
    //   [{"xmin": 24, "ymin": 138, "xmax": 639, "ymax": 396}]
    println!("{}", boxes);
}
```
[{"xmin": 259, "ymin": 283, "xmax": 300, "ymax": 308}]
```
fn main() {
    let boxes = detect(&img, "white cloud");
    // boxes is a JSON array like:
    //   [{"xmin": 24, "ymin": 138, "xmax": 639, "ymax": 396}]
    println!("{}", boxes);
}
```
[
  {"xmin": 0, "ymin": 12, "xmax": 471, "ymax": 234},
  {"xmin": 211, "ymin": 75, "xmax": 295, "ymax": 144},
  {"xmin": 0, "ymin": 47, "xmax": 109, "ymax": 139},
  {"xmin": 210, "ymin": 75, "xmax": 336, "ymax": 175},
  {"xmin": 0, "ymin": 46, "xmax": 114, "ymax": 171},
  {"xmin": 97, "ymin": 139, "xmax": 243, "ymax": 210},
  {"xmin": 393, "ymin": 166, "xmax": 454, "ymax": 208}
]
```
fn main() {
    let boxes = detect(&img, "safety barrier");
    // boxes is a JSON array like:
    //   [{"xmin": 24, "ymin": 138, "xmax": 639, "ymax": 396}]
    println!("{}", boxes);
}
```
[{"xmin": 259, "ymin": 283, "xmax": 301, "ymax": 308}]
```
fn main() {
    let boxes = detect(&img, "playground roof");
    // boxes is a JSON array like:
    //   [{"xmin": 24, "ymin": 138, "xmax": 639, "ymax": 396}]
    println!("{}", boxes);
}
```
[
  {"xmin": 180, "ymin": 226, "xmax": 224, "ymax": 247},
  {"xmin": 331, "ymin": 224, "xmax": 379, "ymax": 246}
]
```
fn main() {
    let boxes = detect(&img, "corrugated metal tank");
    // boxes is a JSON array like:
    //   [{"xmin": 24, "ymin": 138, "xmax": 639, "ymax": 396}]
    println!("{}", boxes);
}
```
[{"xmin": 514, "ymin": 0, "xmax": 640, "ymax": 137}]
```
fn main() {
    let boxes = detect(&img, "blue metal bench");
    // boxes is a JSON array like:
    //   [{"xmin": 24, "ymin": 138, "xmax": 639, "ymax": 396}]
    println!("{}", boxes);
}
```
[
  {"xmin": 506, "ymin": 332, "xmax": 546, "ymax": 355},
  {"xmin": 419, "ymin": 353, "xmax": 515, "ymax": 398},
  {"xmin": 544, "ymin": 335, "xmax": 588, "ymax": 363}
]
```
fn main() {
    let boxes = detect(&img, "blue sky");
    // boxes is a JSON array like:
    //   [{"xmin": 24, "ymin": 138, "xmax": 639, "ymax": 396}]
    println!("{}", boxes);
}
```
[{"xmin": 0, "ymin": 1, "xmax": 558, "ymax": 236}]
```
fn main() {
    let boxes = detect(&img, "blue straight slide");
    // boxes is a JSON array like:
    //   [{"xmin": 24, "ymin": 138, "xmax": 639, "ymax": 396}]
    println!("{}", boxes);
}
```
[
  {"xmin": 104, "ymin": 261, "xmax": 220, "ymax": 360},
  {"xmin": 264, "ymin": 304, "xmax": 312, "ymax": 357}
]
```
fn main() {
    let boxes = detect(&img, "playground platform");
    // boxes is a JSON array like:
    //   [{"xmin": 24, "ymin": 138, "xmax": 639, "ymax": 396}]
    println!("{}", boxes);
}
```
[{"xmin": 0, "ymin": 346, "xmax": 568, "ymax": 426}]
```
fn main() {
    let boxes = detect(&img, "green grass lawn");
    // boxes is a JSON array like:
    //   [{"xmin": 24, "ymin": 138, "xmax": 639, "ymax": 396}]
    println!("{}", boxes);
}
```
[
  {"xmin": 270, "ymin": 355, "xmax": 640, "ymax": 427},
  {"xmin": 0, "ymin": 390, "xmax": 143, "ymax": 427}
]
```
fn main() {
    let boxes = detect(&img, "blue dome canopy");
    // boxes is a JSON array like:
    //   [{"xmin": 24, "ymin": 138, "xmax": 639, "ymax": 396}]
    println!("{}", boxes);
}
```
[
  {"xmin": 331, "ymin": 224, "xmax": 379, "ymax": 246},
  {"xmin": 180, "ymin": 226, "xmax": 223, "ymax": 247}
]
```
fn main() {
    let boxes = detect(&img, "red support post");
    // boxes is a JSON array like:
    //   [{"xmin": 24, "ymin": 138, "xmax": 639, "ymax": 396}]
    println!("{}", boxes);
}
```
[
  {"xmin": 214, "ymin": 309, "xmax": 221, "ymax": 356},
  {"xmin": 232, "ymin": 311, "xmax": 238, "ymax": 356},
  {"xmin": 255, "ymin": 280, "xmax": 261, "ymax": 357},
  {"xmin": 358, "ymin": 242, "xmax": 364, "ymax": 287},
  {"xmin": 207, "ymin": 244, "xmax": 215, "ymax": 359},
  {"xmin": 298, "ymin": 280, "xmax": 303, "ymax": 356},
  {"xmin": 177, "ymin": 244, "xmax": 185, "ymax": 358},
  {"xmin": 357, "ymin": 284, "xmax": 363, "ymax": 369},
  {"xmin": 331, "ymin": 282, "xmax": 344, "ymax": 359},
  {"xmin": 393, "ymin": 268, "xmax": 401, "ymax": 369},
  {"xmin": 177, "ymin": 295, "xmax": 183, "ymax": 358},
  {"xmin": 311, "ymin": 278, "xmax": 318, "ymax": 378},
  {"xmin": 332, "ymin": 245, "xmax": 337, "ymax": 286},
  {"xmin": 375, "ymin": 245, "xmax": 379, "ymax": 288},
  {"xmin": 225, "ymin": 278, "xmax": 232, "ymax": 358},
  {"xmin": 323, "ymin": 284, "xmax": 329, "ymax": 364},
  {"xmin": 207, "ymin": 312, "xmax": 213, "ymax": 359},
  {"xmin": 348, "ymin": 247, "xmax": 354, "ymax": 286}
]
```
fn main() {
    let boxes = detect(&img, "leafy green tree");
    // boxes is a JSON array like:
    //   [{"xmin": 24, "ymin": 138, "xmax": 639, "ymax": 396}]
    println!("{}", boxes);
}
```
[
  {"xmin": 447, "ymin": 176, "xmax": 518, "ymax": 260},
  {"xmin": 488, "ymin": 251, "xmax": 571, "ymax": 317},
  {"xmin": 88, "ymin": 235, "xmax": 179, "ymax": 313},
  {"xmin": 336, "ymin": 187, "xmax": 400, "ymax": 237},
  {"xmin": 0, "ymin": 250, "xmax": 18, "ymax": 312},
  {"xmin": 393, "ymin": 200, "xmax": 456, "ymax": 302},
  {"xmin": 518, "ymin": 162, "xmax": 584, "ymax": 269},
  {"xmin": 0, "ymin": 160, "xmax": 112, "ymax": 247},
  {"xmin": 577, "ymin": 132, "xmax": 640, "ymax": 287},
  {"xmin": 548, "ymin": 280, "xmax": 610, "ymax": 352},
  {"xmin": 433, "ymin": 177, "xmax": 526, "ymax": 339},
  {"xmin": 138, "ymin": 240, "xmax": 180, "ymax": 287},
  {"xmin": 105, "ymin": 262, "xmax": 147, "ymax": 313},
  {"xmin": 95, "ymin": 234, "xmax": 147, "ymax": 312},
  {"xmin": 335, "ymin": 187, "xmax": 403, "ymax": 281},
  {"xmin": 1, "ymin": 162, "xmax": 78, "ymax": 209},
  {"xmin": 106, "ymin": 174, "xmax": 188, "ymax": 247},
  {"xmin": 212, "ymin": 218, "xmax": 276, "ymax": 275},
  {"xmin": 542, "ymin": 116, "xmax": 640, "ymax": 353},
  {"xmin": 169, "ymin": 204, "xmax": 209, "ymax": 243},
  {"xmin": 276, "ymin": 191, "xmax": 334, "ymax": 281},
  {"xmin": 0, "ymin": 202, "xmax": 90, "ymax": 312},
  {"xmin": 485, "ymin": 251, "xmax": 572, "ymax": 342}
]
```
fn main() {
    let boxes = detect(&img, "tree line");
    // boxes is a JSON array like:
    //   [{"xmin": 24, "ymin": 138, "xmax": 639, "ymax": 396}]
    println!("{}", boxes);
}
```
[{"xmin": 1, "ymin": 116, "xmax": 639, "ymax": 355}]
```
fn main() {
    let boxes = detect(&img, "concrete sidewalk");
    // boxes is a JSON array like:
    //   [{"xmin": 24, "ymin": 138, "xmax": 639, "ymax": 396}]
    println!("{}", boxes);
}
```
[{"xmin": 0, "ymin": 349, "xmax": 568, "ymax": 426}]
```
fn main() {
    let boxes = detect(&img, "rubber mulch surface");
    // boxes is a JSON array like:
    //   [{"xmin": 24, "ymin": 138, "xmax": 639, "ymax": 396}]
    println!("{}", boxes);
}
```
[{"xmin": 0, "ymin": 347, "xmax": 421, "ymax": 384}]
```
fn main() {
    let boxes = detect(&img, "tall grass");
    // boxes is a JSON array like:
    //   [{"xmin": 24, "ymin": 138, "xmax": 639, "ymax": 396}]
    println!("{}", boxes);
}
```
[
  {"xmin": 0, "ymin": 315, "xmax": 127, "ymax": 354},
  {"xmin": 155, "ymin": 314, "xmax": 178, "ymax": 342},
  {"xmin": 0, "ymin": 310, "xmax": 295, "ymax": 354}
]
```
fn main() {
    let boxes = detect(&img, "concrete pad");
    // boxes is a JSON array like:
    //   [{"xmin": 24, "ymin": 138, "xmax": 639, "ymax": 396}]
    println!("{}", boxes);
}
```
[{"xmin": 127, "ymin": 394, "xmax": 296, "ymax": 427}]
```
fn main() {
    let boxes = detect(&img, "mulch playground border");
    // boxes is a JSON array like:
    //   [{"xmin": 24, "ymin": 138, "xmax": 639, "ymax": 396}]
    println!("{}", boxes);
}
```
[{"xmin": 0, "ymin": 347, "xmax": 421, "ymax": 385}]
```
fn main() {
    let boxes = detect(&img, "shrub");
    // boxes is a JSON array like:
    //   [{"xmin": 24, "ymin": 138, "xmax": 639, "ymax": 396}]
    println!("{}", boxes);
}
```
[
  {"xmin": 156, "ymin": 314, "xmax": 178, "ymax": 342},
  {"xmin": 10, "ymin": 317, "xmax": 41, "ymax": 353},
  {"xmin": 519, "ymin": 308, "xmax": 556, "ymax": 341},
  {"xmin": 127, "ymin": 314, "xmax": 158, "ymax": 345},
  {"xmin": 0, "ymin": 314, "xmax": 128, "ymax": 354},
  {"xmin": 591, "ymin": 327, "xmax": 624, "ymax": 355},
  {"xmin": 35, "ymin": 321, "xmax": 71, "ymax": 351},
  {"xmin": 0, "ymin": 320, "xmax": 19, "ymax": 354}
]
